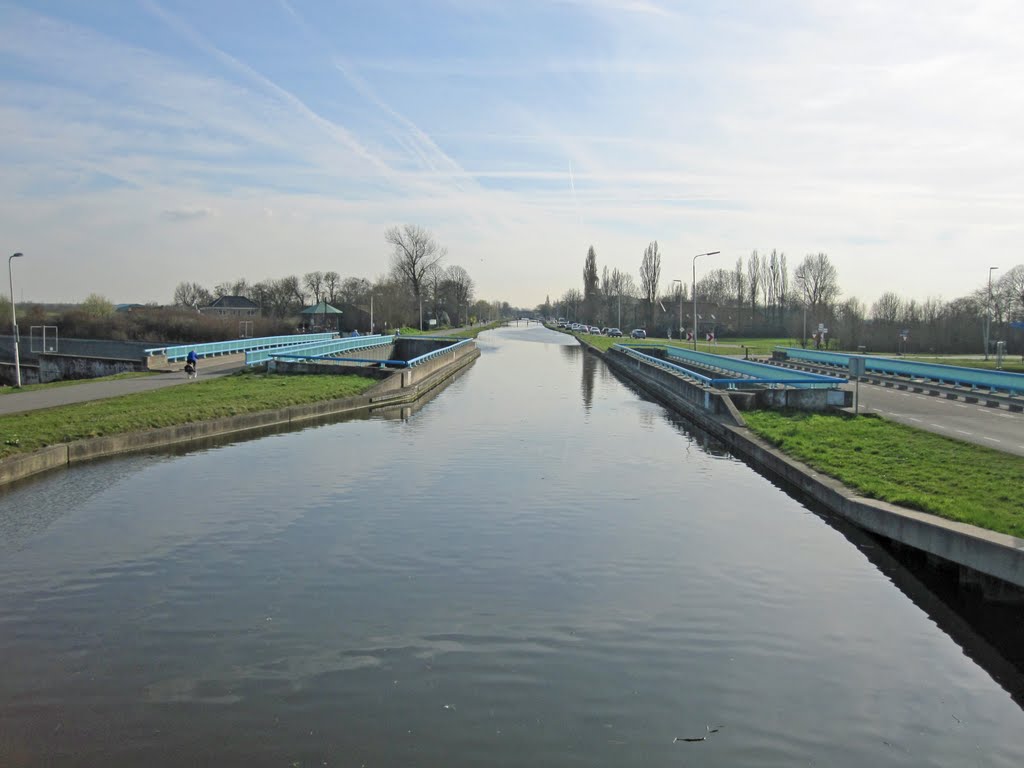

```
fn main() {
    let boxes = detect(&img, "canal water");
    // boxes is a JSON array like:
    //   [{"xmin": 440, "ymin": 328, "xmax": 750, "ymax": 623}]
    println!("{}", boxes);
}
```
[{"xmin": 1, "ymin": 324, "xmax": 1022, "ymax": 767}]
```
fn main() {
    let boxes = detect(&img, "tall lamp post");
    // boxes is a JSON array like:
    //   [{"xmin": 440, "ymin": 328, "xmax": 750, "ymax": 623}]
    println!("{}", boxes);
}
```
[
  {"xmin": 8, "ymin": 252, "xmax": 24, "ymax": 388},
  {"xmin": 985, "ymin": 266, "xmax": 998, "ymax": 360},
  {"xmin": 672, "ymin": 279, "xmax": 683, "ymax": 343},
  {"xmin": 692, "ymin": 250, "xmax": 720, "ymax": 350}
]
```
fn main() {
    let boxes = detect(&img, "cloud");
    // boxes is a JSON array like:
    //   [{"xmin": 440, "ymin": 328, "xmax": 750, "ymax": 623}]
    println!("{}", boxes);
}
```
[{"xmin": 161, "ymin": 206, "xmax": 218, "ymax": 221}]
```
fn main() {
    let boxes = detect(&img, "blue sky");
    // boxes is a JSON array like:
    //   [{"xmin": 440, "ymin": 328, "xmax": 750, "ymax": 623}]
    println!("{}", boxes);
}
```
[{"xmin": 2, "ymin": 0, "xmax": 1022, "ymax": 307}]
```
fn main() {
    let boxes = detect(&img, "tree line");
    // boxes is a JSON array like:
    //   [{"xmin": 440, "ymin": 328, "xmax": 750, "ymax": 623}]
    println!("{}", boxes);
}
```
[
  {"xmin": 171, "ymin": 224, "xmax": 504, "ymax": 332},
  {"xmin": 544, "ymin": 245, "xmax": 1024, "ymax": 354},
  {"xmin": 2, "ymin": 225, "xmax": 521, "ymax": 345}
]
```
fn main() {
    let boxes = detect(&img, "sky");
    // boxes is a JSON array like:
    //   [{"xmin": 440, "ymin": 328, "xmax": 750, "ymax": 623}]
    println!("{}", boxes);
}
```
[{"xmin": 2, "ymin": 0, "xmax": 1022, "ymax": 309}]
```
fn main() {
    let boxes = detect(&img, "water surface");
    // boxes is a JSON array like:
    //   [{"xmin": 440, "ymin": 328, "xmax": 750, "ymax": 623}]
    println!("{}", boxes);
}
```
[{"xmin": 1, "ymin": 325, "xmax": 1022, "ymax": 766}]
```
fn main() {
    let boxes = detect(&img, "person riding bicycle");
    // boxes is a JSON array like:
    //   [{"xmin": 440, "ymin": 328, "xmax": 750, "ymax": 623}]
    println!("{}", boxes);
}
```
[{"xmin": 186, "ymin": 349, "xmax": 198, "ymax": 378}]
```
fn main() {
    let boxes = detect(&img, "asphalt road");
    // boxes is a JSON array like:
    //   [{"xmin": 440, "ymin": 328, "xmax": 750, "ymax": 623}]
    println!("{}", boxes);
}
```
[
  {"xmin": 849, "ymin": 380, "xmax": 1024, "ymax": 457},
  {"xmin": 0, "ymin": 358, "xmax": 245, "ymax": 416}
]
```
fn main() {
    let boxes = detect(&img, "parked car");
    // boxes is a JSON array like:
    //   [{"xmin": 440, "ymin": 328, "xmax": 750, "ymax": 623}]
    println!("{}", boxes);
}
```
[
  {"xmin": 630, "ymin": 328, "xmax": 647, "ymax": 339},
  {"xmin": 608, "ymin": 328, "xmax": 623, "ymax": 337},
  {"xmin": 589, "ymin": 326, "xmax": 601, "ymax": 334}
]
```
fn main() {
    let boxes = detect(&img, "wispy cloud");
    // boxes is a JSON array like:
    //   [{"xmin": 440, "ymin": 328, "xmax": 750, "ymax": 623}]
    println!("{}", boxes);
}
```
[
  {"xmin": 161, "ymin": 206, "xmax": 218, "ymax": 221},
  {"xmin": 1, "ymin": 0, "xmax": 1022, "ymax": 307}
]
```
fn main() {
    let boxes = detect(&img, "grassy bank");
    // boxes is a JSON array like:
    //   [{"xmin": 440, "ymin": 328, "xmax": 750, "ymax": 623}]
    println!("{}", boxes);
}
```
[
  {"xmin": 0, "ymin": 371, "xmax": 376, "ymax": 460},
  {"xmin": 743, "ymin": 410, "xmax": 1024, "ymax": 538}
]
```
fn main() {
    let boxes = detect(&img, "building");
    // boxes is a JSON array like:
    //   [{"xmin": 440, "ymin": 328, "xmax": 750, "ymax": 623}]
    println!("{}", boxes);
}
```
[{"xmin": 201, "ymin": 295, "xmax": 261, "ymax": 318}]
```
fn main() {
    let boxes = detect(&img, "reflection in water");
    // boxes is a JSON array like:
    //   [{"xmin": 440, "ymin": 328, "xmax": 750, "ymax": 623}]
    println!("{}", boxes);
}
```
[
  {"xmin": 580, "ymin": 349, "xmax": 597, "ymax": 411},
  {"xmin": 0, "ymin": 324, "xmax": 1022, "ymax": 768}
]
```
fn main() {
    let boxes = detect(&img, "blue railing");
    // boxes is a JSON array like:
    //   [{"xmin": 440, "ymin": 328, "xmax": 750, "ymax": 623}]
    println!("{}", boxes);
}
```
[
  {"xmin": 776, "ymin": 347, "xmax": 1024, "ymax": 396},
  {"xmin": 249, "ymin": 335, "xmax": 394, "ymax": 365},
  {"xmin": 614, "ymin": 345, "xmax": 845, "ymax": 390},
  {"xmin": 661, "ymin": 346, "xmax": 845, "ymax": 388},
  {"xmin": 407, "ymin": 338, "xmax": 474, "ymax": 367},
  {"xmin": 146, "ymin": 333, "xmax": 337, "ymax": 362}
]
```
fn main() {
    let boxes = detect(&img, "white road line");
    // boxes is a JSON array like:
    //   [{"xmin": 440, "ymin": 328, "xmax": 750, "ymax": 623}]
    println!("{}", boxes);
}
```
[
  {"xmin": 983, "ymin": 436, "xmax": 1002, "ymax": 443},
  {"xmin": 955, "ymin": 429, "xmax": 973, "ymax": 436},
  {"xmin": 953, "ymin": 403, "xmax": 968, "ymax": 408},
  {"xmin": 908, "ymin": 417, "xmax": 922, "ymax": 423},
  {"xmin": 930, "ymin": 423, "xmax": 947, "ymax": 429}
]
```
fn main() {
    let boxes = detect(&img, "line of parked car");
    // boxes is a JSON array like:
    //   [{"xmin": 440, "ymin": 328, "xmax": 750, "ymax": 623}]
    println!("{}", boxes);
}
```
[{"xmin": 553, "ymin": 320, "xmax": 646, "ymax": 339}]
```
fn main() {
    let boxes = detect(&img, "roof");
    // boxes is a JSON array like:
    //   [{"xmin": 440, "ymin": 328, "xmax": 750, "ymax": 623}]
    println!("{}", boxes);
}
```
[
  {"xmin": 300, "ymin": 301, "xmax": 343, "ymax": 315},
  {"xmin": 209, "ymin": 295, "xmax": 259, "ymax": 309}
]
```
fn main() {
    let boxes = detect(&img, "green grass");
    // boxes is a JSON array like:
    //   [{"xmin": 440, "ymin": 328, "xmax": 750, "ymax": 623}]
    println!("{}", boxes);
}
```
[
  {"xmin": 575, "ymin": 332, "xmax": 773, "ymax": 355},
  {"xmin": 0, "ymin": 371, "xmax": 156, "ymax": 396},
  {"xmin": 901, "ymin": 356, "xmax": 1024, "ymax": 374},
  {"xmin": 0, "ymin": 370, "xmax": 376, "ymax": 460},
  {"xmin": 743, "ymin": 410, "xmax": 1024, "ymax": 538}
]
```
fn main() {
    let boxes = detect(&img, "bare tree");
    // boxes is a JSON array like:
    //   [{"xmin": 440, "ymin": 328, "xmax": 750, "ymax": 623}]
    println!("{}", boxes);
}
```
[
  {"xmin": 639, "ymin": 241, "xmax": 661, "ymax": 328},
  {"xmin": 583, "ymin": 246, "xmax": 600, "ymax": 324},
  {"xmin": 323, "ymin": 271, "xmax": 341, "ymax": 305},
  {"xmin": 304, "ymin": 271, "xmax": 325, "ymax": 305},
  {"xmin": 794, "ymin": 252, "xmax": 840, "ymax": 319},
  {"xmin": 733, "ymin": 256, "xmax": 746, "ymax": 330},
  {"xmin": 385, "ymin": 224, "xmax": 447, "ymax": 329},
  {"xmin": 747, "ymin": 250, "xmax": 761, "ymax": 323},
  {"xmin": 871, "ymin": 291, "xmax": 902, "ymax": 324},
  {"xmin": 173, "ymin": 281, "xmax": 211, "ymax": 308},
  {"xmin": 339, "ymin": 277, "xmax": 372, "ymax": 308},
  {"xmin": 443, "ymin": 265, "xmax": 475, "ymax": 325}
]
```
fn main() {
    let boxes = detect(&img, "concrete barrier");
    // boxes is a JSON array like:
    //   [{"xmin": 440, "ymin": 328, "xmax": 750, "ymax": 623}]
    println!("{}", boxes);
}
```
[{"xmin": 0, "ymin": 444, "xmax": 68, "ymax": 485}]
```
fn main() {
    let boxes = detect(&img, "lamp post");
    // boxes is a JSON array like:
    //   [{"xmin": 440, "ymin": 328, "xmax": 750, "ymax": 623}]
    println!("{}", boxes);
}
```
[
  {"xmin": 985, "ymin": 266, "xmax": 998, "ymax": 360},
  {"xmin": 672, "ymin": 279, "xmax": 683, "ymax": 344},
  {"xmin": 8, "ymin": 252, "xmax": 24, "ymax": 387},
  {"xmin": 692, "ymin": 251, "xmax": 720, "ymax": 350}
]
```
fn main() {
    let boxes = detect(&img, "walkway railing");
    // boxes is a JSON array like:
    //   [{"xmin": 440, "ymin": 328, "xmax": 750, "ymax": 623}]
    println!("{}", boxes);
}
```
[
  {"xmin": 661, "ymin": 345, "xmax": 845, "ymax": 388},
  {"xmin": 249, "ymin": 335, "xmax": 394, "ymax": 365},
  {"xmin": 407, "ymin": 338, "xmax": 474, "ymax": 367},
  {"xmin": 776, "ymin": 347, "xmax": 1024, "ymax": 396},
  {"xmin": 615, "ymin": 345, "xmax": 845, "ymax": 390},
  {"xmin": 146, "ymin": 333, "xmax": 337, "ymax": 362}
]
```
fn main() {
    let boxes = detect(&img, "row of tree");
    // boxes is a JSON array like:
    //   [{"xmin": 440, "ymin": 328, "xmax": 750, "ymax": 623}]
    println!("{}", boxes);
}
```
[
  {"xmin": 546, "ymin": 245, "xmax": 1024, "ymax": 354},
  {"xmin": 171, "ymin": 224, "xmax": 501, "ymax": 332}
]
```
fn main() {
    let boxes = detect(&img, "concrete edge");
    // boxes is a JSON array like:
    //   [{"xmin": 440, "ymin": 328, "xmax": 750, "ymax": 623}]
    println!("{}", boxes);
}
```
[
  {"xmin": 0, "ymin": 351, "xmax": 480, "ymax": 487},
  {"xmin": 581, "ymin": 337, "xmax": 1024, "ymax": 592}
]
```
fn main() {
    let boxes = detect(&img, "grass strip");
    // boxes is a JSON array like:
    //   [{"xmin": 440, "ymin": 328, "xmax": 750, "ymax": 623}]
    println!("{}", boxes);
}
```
[
  {"xmin": 0, "ymin": 371, "xmax": 376, "ymax": 460},
  {"xmin": 743, "ymin": 410, "xmax": 1024, "ymax": 538}
]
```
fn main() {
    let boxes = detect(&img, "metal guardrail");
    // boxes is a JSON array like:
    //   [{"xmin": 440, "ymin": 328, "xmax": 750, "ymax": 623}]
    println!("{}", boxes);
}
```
[
  {"xmin": 776, "ymin": 347, "xmax": 1024, "ymax": 396},
  {"xmin": 615, "ymin": 345, "xmax": 717, "ymax": 386},
  {"xmin": 250, "ymin": 335, "xmax": 394, "ymax": 365},
  {"xmin": 146, "ymin": 333, "xmax": 337, "ymax": 362},
  {"xmin": 406, "ymin": 338, "xmax": 474, "ymax": 367},
  {"xmin": 616, "ymin": 344, "xmax": 845, "ymax": 390},
  {"xmin": 661, "ymin": 345, "xmax": 845, "ymax": 388}
]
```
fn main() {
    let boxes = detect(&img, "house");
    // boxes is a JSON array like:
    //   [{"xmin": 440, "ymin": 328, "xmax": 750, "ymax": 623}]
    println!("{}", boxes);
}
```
[{"xmin": 201, "ymin": 295, "xmax": 261, "ymax": 317}]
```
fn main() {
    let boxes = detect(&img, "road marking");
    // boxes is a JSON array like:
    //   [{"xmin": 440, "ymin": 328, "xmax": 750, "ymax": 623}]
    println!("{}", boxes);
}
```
[
  {"xmin": 982, "ymin": 436, "xmax": 1002, "ymax": 443},
  {"xmin": 930, "ymin": 424, "xmax": 947, "ymax": 429},
  {"xmin": 955, "ymin": 429, "xmax": 973, "ymax": 436},
  {"xmin": 953, "ymin": 403, "xmax": 968, "ymax": 408},
  {"xmin": 908, "ymin": 417, "xmax": 922, "ymax": 423}
]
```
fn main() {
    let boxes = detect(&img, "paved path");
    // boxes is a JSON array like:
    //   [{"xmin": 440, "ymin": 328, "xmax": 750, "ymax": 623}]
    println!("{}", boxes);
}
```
[
  {"xmin": 0, "ymin": 357, "xmax": 246, "ymax": 416},
  {"xmin": 844, "ymin": 381, "xmax": 1024, "ymax": 457}
]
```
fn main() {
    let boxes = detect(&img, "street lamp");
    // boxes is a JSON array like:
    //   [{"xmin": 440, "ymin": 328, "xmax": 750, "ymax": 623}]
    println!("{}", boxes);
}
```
[
  {"xmin": 8, "ymin": 252, "xmax": 24, "ymax": 387},
  {"xmin": 692, "ymin": 250, "xmax": 720, "ymax": 350},
  {"xmin": 985, "ymin": 266, "xmax": 999, "ymax": 360},
  {"xmin": 672, "ymin": 279, "xmax": 683, "ymax": 344}
]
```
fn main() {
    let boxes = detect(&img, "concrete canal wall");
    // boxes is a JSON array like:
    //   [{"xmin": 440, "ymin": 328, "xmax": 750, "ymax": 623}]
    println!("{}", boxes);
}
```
[
  {"xmin": 590, "ymin": 340, "xmax": 1024, "ymax": 597},
  {"xmin": 0, "ymin": 342, "xmax": 479, "ymax": 488}
]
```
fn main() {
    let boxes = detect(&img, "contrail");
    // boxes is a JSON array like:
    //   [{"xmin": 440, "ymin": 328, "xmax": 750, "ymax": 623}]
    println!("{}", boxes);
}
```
[{"xmin": 569, "ymin": 160, "xmax": 583, "ymax": 229}]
